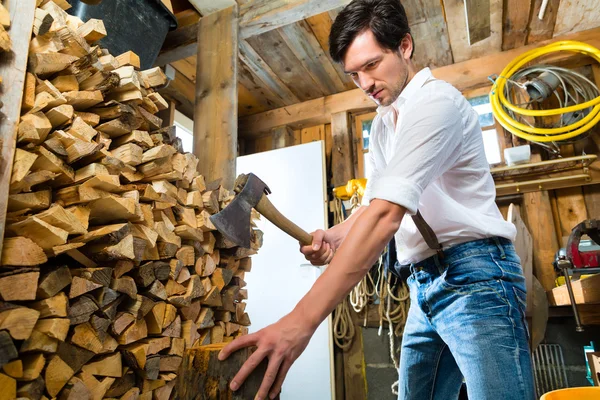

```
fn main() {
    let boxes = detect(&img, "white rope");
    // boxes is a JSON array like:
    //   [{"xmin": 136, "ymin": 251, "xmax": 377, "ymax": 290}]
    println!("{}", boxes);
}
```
[{"xmin": 330, "ymin": 192, "xmax": 411, "ymax": 396}]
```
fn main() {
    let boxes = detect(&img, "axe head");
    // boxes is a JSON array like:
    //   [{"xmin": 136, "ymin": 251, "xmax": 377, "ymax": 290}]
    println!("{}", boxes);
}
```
[{"xmin": 210, "ymin": 173, "xmax": 270, "ymax": 248}]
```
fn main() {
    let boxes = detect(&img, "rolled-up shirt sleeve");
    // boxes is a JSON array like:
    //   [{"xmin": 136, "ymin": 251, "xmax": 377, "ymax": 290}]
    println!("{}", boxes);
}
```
[{"xmin": 368, "ymin": 95, "xmax": 464, "ymax": 215}]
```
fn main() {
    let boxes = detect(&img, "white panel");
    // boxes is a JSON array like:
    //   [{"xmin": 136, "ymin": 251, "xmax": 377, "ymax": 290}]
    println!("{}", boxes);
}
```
[{"xmin": 236, "ymin": 141, "xmax": 333, "ymax": 400}]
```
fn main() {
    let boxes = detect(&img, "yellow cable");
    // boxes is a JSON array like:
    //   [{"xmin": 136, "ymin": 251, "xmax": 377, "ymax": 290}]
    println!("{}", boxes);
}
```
[{"xmin": 490, "ymin": 40, "xmax": 600, "ymax": 142}]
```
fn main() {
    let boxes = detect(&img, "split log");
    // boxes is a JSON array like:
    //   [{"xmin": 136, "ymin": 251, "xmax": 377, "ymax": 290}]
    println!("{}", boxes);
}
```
[{"xmin": 1, "ymin": 237, "xmax": 47, "ymax": 266}]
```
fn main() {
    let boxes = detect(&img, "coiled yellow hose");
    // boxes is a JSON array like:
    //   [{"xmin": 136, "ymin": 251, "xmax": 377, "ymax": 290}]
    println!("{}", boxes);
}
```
[{"xmin": 490, "ymin": 40, "xmax": 600, "ymax": 142}]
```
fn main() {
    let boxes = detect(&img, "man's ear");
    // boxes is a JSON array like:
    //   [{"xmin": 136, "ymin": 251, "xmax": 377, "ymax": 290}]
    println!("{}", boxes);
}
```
[{"xmin": 399, "ymin": 34, "xmax": 413, "ymax": 60}]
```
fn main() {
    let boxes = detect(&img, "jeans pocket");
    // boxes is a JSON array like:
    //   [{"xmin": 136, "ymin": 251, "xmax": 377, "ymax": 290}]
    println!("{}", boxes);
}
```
[{"xmin": 442, "ymin": 254, "xmax": 503, "ymax": 289}]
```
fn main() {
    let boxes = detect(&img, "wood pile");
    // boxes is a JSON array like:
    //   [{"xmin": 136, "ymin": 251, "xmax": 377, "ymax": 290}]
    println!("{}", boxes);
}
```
[{"xmin": 0, "ymin": 2, "xmax": 261, "ymax": 399}]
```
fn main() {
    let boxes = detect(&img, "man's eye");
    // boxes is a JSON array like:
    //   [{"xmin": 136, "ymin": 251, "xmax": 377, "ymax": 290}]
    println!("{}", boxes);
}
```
[
  {"xmin": 367, "ymin": 62, "xmax": 377, "ymax": 69},
  {"xmin": 350, "ymin": 72, "xmax": 358, "ymax": 79}
]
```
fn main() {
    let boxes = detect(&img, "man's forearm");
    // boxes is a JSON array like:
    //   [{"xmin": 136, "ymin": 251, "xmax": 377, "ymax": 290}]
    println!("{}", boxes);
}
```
[
  {"xmin": 328, "ymin": 205, "xmax": 368, "ymax": 248},
  {"xmin": 293, "ymin": 200, "xmax": 404, "ymax": 330}
]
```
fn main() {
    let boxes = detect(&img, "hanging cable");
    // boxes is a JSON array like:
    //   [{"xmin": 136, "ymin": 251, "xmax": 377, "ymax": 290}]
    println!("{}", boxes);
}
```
[{"xmin": 490, "ymin": 40, "xmax": 600, "ymax": 144}]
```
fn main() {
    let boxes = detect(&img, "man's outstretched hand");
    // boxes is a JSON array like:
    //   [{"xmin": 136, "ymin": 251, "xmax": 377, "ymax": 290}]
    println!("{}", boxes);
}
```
[{"xmin": 218, "ymin": 312, "xmax": 315, "ymax": 400}]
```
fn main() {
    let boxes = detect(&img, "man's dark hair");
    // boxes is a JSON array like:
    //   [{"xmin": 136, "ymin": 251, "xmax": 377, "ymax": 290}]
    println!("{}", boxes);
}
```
[{"xmin": 329, "ymin": 0, "xmax": 413, "ymax": 64}]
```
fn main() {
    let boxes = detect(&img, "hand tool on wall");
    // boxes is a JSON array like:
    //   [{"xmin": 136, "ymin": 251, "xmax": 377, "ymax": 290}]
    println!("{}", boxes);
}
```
[{"xmin": 210, "ymin": 173, "xmax": 313, "ymax": 248}]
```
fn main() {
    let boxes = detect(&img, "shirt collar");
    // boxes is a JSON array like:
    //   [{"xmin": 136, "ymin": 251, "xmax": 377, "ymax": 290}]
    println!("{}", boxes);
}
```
[{"xmin": 376, "ymin": 67, "xmax": 433, "ymax": 116}]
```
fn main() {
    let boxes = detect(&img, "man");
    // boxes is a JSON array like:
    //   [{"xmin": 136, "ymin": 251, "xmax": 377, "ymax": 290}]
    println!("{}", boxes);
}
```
[{"xmin": 219, "ymin": 1, "xmax": 535, "ymax": 399}]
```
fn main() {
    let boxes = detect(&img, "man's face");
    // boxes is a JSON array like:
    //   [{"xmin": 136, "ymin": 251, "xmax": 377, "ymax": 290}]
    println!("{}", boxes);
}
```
[{"xmin": 342, "ymin": 29, "xmax": 412, "ymax": 107}]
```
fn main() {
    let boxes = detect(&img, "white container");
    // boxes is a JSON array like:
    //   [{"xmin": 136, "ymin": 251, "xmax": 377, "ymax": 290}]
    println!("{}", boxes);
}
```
[{"xmin": 504, "ymin": 145, "xmax": 531, "ymax": 166}]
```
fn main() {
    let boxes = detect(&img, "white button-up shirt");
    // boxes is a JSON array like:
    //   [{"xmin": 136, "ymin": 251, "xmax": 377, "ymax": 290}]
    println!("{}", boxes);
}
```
[{"xmin": 363, "ymin": 68, "xmax": 516, "ymax": 264}]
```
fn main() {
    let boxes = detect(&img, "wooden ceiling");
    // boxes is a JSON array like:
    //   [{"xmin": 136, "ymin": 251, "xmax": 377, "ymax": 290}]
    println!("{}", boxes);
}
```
[{"xmin": 161, "ymin": 0, "xmax": 600, "ymax": 122}]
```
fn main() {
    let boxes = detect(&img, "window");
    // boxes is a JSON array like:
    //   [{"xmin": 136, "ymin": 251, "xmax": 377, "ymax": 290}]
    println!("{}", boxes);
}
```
[
  {"xmin": 468, "ymin": 95, "xmax": 502, "ymax": 166},
  {"xmin": 354, "ymin": 112, "xmax": 376, "ymax": 178},
  {"xmin": 174, "ymin": 110, "xmax": 193, "ymax": 153}
]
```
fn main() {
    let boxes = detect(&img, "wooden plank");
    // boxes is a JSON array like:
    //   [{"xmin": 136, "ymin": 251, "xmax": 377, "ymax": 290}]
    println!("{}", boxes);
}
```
[
  {"xmin": 342, "ymin": 312, "xmax": 367, "ymax": 400},
  {"xmin": 527, "ymin": 0, "xmax": 561, "ymax": 44},
  {"xmin": 301, "ymin": 125, "xmax": 324, "ymax": 144},
  {"xmin": 305, "ymin": 12, "xmax": 355, "ymax": 91},
  {"xmin": 238, "ymin": 83, "xmax": 269, "ymax": 117},
  {"xmin": 279, "ymin": 20, "xmax": 346, "ymax": 94},
  {"xmin": 239, "ymin": 39, "xmax": 300, "ymax": 105},
  {"xmin": 246, "ymin": 30, "xmax": 324, "ymax": 102},
  {"xmin": 239, "ymin": 27, "xmax": 600, "ymax": 136},
  {"xmin": 171, "ymin": 56, "xmax": 196, "ymax": 82},
  {"xmin": 507, "ymin": 204, "xmax": 534, "ymax": 315},
  {"xmin": 502, "ymin": 0, "xmax": 533, "ymax": 50},
  {"xmin": 583, "ymin": 184, "xmax": 600, "ymax": 218},
  {"xmin": 194, "ymin": 5, "xmax": 238, "ymax": 189},
  {"xmin": 553, "ymin": 0, "xmax": 600, "ymax": 37},
  {"xmin": 555, "ymin": 187, "xmax": 589, "ymax": 246},
  {"xmin": 409, "ymin": 0, "xmax": 453, "ymax": 69},
  {"xmin": 238, "ymin": 0, "xmax": 352, "ymax": 39},
  {"xmin": 465, "ymin": 0, "xmax": 491, "ymax": 45},
  {"xmin": 442, "ymin": 0, "xmax": 502, "ymax": 63},
  {"xmin": 522, "ymin": 153, "xmax": 560, "ymax": 293},
  {"xmin": 331, "ymin": 111, "xmax": 354, "ymax": 187},
  {"xmin": 238, "ymin": 61, "xmax": 286, "ymax": 112},
  {"xmin": 548, "ymin": 274, "xmax": 600, "ymax": 306},
  {"xmin": 0, "ymin": 1, "xmax": 36, "ymax": 259}
]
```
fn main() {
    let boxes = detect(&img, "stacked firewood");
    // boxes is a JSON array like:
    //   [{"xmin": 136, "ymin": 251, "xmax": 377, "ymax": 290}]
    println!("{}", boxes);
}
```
[{"xmin": 0, "ymin": 2, "xmax": 261, "ymax": 399}]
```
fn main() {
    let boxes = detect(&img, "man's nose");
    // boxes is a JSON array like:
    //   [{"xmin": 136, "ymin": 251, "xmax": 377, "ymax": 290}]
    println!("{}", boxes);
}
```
[{"xmin": 358, "ymin": 73, "xmax": 375, "ymax": 92}]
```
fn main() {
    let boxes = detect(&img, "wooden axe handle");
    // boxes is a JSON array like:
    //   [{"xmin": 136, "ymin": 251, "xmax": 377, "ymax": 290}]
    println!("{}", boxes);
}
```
[{"xmin": 255, "ymin": 194, "xmax": 313, "ymax": 246}]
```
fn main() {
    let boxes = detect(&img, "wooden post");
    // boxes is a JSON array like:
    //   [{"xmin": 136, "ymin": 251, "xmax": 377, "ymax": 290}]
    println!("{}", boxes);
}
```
[
  {"xmin": 176, "ymin": 344, "xmax": 279, "ymax": 400},
  {"xmin": 271, "ymin": 126, "xmax": 294, "ymax": 149},
  {"xmin": 342, "ymin": 311, "xmax": 367, "ymax": 400},
  {"xmin": 0, "ymin": 1, "xmax": 36, "ymax": 258},
  {"xmin": 331, "ymin": 111, "xmax": 354, "ymax": 187},
  {"xmin": 193, "ymin": 5, "xmax": 238, "ymax": 189}
]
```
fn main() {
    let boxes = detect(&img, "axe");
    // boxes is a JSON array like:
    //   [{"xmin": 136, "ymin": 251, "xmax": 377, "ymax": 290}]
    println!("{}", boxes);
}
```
[{"xmin": 210, "ymin": 173, "xmax": 313, "ymax": 248}]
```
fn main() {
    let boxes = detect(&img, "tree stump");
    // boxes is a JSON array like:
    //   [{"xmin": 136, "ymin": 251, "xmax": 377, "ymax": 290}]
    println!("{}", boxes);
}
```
[{"xmin": 176, "ymin": 344, "xmax": 280, "ymax": 400}]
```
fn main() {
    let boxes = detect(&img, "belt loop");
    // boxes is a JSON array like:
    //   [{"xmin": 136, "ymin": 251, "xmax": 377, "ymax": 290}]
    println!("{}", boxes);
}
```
[{"xmin": 494, "ymin": 237, "xmax": 506, "ymax": 259}]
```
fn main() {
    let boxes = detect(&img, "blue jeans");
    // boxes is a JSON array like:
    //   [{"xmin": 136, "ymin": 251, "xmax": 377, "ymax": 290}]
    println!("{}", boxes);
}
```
[{"xmin": 397, "ymin": 237, "xmax": 535, "ymax": 400}]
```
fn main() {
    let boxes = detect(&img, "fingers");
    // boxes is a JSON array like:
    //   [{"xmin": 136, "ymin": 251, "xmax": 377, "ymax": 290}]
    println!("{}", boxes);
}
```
[
  {"xmin": 311, "ymin": 229, "xmax": 326, "ymax": 251},
  {"xmin": 269, "ymin": 359, "xmax": 293, "ymax": 399},
  {"xmin": 230, "ymin": 349, "xmax": 268, "ymax": 391},
  {"xmin": 219, "ymin": 332, "xmax": 259, "ymax": 361},
  {"xmin": 255, "ymin": 356, "xmax": 284, "ymax": 400}
]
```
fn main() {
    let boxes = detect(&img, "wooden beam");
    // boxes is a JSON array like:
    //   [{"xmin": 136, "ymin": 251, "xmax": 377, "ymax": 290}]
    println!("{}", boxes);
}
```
[
  {"xmin": 0, "ymin": 2, "xmax": 36, "ymax": 259},
  {"xmin": 239, "ymin": 27, "xmax": 600, "ymax": 136},
  {"xmin": 158, "ymin": 0, "xmax": 353, "ymax": 64},
  {"xmin": 239, "ymin": 0, "xmax": 351, "ymax": 39},
  {"xmin": 154, "ymin": 22, "xmax": 199, "ymax": 67},
  {"xmin": 193, "ymin": 5, "xmax": 238, "ymax": 189},
  {"xmin": 331, "ymin": 111, "xmax": 354, "ymax": 187},
  {"xmin": 240, "ymin": 89, "xmax": 372, "ymax": 137}
]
